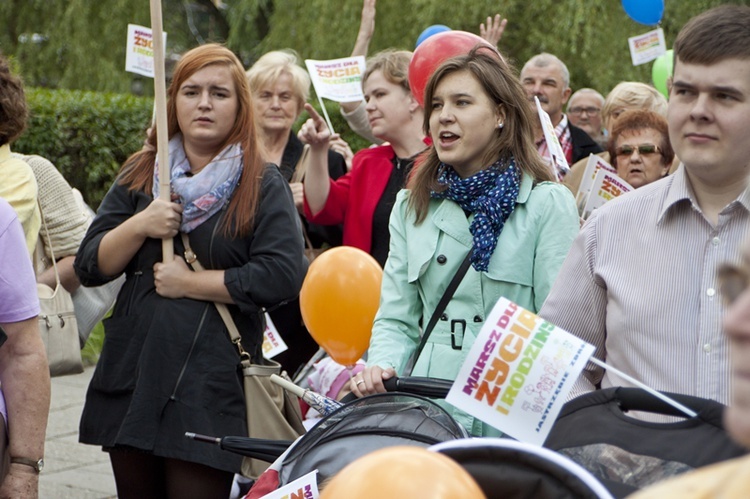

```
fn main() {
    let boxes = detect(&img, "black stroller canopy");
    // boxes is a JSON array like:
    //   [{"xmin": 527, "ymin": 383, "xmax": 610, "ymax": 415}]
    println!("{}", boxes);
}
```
[
  {"xmin": 544, "ymin": 387, "xmax": 749, "ymax": 498},
  {"xmin": 432, "ymin": 438, "xmax": 615, "ymax": 499},
  {"xmin": 279, "ymin": 392, "xmax": 469, "ymax": 486}
]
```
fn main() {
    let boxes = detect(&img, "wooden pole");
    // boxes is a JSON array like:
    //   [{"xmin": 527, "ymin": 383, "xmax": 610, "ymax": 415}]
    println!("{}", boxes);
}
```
[{"xmin": 150, "ymin": 0, "xmax": 173, "ymax": 261}]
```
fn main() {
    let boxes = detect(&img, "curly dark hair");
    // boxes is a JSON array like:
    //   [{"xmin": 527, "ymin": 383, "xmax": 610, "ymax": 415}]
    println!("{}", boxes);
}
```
[{"xmin": 0, "ymin": 55, "xmax": 28, "ymax": 146}]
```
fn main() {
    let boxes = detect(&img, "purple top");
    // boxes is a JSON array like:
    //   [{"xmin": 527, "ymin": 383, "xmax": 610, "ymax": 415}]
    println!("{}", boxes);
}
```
[{"xmin": 0, "ymin": 197, "xmax": 39, "ymax": 324}]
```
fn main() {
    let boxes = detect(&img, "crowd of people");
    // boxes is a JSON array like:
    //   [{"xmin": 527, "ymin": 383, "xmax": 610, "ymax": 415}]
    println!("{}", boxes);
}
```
[{"xmin": 0, "ymin": 1, "xmax": 749, "ymax": 498}]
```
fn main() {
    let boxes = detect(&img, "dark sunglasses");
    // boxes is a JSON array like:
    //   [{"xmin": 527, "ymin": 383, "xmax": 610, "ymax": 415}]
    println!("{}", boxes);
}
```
[{"xmin": 615, "ymin": 144, "xmax": 661, "ymax": 158}]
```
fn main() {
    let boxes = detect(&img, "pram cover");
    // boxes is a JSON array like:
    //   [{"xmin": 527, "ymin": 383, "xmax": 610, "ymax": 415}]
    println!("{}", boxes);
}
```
[
  {"xmin": 278, "ymin": 392, "xmax": 469, "ymax": 486},
  {"xmin": 544, "ymin": 387, "xmax": 748, "ymax": 498},
  {"xmin": 432, "ymin": 438, "xmax": 615, "ymax": 499}
]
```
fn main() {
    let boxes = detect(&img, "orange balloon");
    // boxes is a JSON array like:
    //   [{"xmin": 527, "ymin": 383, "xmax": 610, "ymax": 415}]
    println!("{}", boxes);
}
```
[
  {"xmin": 300, "ymin": 246, "xmax": 382, "ymax": 366},
  {"xmin": 320, "ymin": 446, "xmax": 486, "ymax": 499}
]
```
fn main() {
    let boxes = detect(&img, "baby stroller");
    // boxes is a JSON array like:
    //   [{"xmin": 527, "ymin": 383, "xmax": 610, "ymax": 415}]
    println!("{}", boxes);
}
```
[
  {"xmin": 239, "ymin": 376, "xmax": 619, "ymax": 498},
  {"xmin": 243, "ymin": 387, "xmax": 469, "ymax": 497},
  {"xmin": 431, "ymin": 438, "xmax": 615, "ymax": 499},
  {"xmin": 544, "ymin": 387, "xmax": 749, "ymax": 498},
  {"xmin": 359, "ymin": 379, "xmax": 747, "ymax": 498},
  {"xmin": 377, "ymin": 380, "xmax": 747, "ymax": 498}
]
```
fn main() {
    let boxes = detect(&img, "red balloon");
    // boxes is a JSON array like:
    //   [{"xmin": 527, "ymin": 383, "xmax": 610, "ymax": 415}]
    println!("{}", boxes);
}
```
[{"xmin": 409, "ymin": 30, "xmax": 499, "ymax": 107}]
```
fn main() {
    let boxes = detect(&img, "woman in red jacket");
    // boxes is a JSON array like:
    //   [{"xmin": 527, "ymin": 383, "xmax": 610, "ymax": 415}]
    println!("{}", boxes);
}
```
[{"xmin": 301, "ymin": 50, "xmax": 428, "ymax": 267}]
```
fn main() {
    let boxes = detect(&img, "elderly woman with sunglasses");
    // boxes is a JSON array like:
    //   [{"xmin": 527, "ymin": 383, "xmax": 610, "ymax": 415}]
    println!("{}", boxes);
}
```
[{"xmin": 608, "ymin": 109, "xmax": 674, "ymax": 189}]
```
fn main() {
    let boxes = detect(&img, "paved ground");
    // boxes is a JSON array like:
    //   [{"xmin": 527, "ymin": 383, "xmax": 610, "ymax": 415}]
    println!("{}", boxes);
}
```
[{"xmin": 40, "ymin": 365, "xmax": 117, "ymax": 498}]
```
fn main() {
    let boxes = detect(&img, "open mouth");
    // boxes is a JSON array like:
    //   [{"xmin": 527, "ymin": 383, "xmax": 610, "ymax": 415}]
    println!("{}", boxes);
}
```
[{"xmin": 439, "ymin": 131, "xmax": 459, "ymax": 145}]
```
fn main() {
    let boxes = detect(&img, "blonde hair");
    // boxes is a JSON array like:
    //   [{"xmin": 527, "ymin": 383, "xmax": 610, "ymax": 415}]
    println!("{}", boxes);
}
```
[
  {"xmin": 602, "ymin": 82, "xmax": 667, "ymax": 130},
  {"xmin": 362, "ymin": 49, "xmax": 413, "ymax": 93},
  {"xmin": 246, "ymin": 49, "xmax": 311, "ymax": 112}
]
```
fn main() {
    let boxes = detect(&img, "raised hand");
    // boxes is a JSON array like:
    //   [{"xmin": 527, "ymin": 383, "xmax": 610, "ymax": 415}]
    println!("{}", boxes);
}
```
[
  {"xmin": 298, "ymin": 103, "xmax": 332, "ymax": 149},
  {"xmin": 480, "ymin": 14, "xmax": 508, "ymax": 47}
]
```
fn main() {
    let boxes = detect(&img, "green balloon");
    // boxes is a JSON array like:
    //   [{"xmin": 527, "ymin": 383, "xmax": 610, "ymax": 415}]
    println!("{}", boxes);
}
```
[{"xmin": 651, "ymin": 49, "xmax": 673, "ymax": 99}]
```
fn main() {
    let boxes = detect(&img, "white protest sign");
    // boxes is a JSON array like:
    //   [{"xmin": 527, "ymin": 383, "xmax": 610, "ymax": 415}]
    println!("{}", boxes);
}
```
[
  {"xmin": 304, "ymin": 56, "xmax": 366, "ymax": 103},
  {"xmin": 581, "ymin": 169, "xmax": 633, "ymax": 220},
  {"xmin": 534, "ymin": 97, "xmax": 569, "ymax": 179},
  {"xmin": 446, "ymin": 297, "xmax": 594, "ymax": 446},
  {"xmin": 576, "ymin": 154, "xmax": 617, "ymax": 214},
  {"xmin": 125, "ymin": 24, "xmax": 167, "ymax": 78},
  {"xmin": 262, "ymin": 469, "xmax": 319, "ymax": 499},
  {"xmin": 628, "ymin": 28, "xmax": 666, "ymax": 66},
  {"xmin": 262, "ymin": 313, "xmax": 288, "ymax": 359}
]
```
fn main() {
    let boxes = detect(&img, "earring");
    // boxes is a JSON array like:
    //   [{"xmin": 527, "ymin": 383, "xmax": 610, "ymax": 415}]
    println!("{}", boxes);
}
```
[{"xmin": 497, "ymin": 122, "xmax": 504, "ymax": 129}]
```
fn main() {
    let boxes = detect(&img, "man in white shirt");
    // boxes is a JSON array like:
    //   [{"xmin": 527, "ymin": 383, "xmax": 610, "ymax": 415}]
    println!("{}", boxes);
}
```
[{"xmin": 540, "ymin": 4, "xmax": 750, "ymax": 406}]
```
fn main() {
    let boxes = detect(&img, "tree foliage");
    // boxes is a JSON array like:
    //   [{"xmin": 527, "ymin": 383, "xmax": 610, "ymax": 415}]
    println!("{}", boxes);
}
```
[{"xmin": 0, "ymin": 0, "xmax": 739, "ymax": 95}]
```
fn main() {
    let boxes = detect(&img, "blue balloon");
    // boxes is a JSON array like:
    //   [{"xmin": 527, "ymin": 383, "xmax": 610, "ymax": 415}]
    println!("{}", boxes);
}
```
[
  {"xmin": 416, "ymin": 25, "xmax": 451, "ymax": 48},
  {"xmin": 622, "ymin": 0, "xmax": 665, "ymax": 25}
]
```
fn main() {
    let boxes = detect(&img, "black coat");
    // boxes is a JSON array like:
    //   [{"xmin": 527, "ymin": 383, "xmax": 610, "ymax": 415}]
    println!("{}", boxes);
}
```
[
  {"xmin": 569, "ymin": 123, "xmax": 604, "ymax": 164},
  {"xmin": 270, "ymin": 133, "xmax": 347, "ymax": 376},
  {"xmin": 74, "ymin": 165, "xmax": 306, "ymax": 473},
  {"xmin": 278, "ymin": 131, "xmax": 347, "ymax": 249}
]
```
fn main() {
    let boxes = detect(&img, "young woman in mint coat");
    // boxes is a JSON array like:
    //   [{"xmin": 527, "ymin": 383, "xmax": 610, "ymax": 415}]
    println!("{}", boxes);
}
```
[{"xmin": 350, "ymin": 48, "xmax": 580, "ymax": 436}]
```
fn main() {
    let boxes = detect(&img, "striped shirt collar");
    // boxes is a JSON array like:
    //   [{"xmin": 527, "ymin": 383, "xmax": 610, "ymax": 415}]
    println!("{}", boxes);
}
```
[{"xmin": 658, "ymin": 164, "xmax": 750, "ymax": 225}]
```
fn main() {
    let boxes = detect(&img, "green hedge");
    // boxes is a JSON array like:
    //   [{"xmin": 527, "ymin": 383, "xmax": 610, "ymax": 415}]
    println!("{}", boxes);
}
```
[
  {"xmin": 15, "ymin": 88, "xmax": 154, "ymax": 210},
  {"xmin": 15, "ymin": 87, "xmax": 370, "ymax": 209}
]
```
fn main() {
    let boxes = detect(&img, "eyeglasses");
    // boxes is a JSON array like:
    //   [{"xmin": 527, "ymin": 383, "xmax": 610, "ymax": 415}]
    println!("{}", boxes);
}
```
[
  {"xmin": 614, "ymin": 144, "xmax": 662, "ymax": 158},
  {"xmin": 718, "ymin": 261, "xmax": 750, "ymax": 306},
  {"xmin": 569, "ymin": 106, "xmax": 601, "ymax": 116}
]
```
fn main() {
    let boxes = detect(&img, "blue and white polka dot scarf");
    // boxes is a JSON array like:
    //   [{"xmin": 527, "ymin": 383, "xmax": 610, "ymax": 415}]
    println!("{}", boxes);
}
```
[{"xmin": 431, "ymin": 158, "xmax": 520, "ymax": 272}]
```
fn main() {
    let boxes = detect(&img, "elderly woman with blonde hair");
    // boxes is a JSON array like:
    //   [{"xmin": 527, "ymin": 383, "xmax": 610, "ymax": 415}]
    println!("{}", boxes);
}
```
[
  {"xmin": 245, "ymin": 50, "xmax": 349, "ymax": 374},
  {"xmin": 563, "ymin": 81, "xmax": 670, "ymax": 195}
]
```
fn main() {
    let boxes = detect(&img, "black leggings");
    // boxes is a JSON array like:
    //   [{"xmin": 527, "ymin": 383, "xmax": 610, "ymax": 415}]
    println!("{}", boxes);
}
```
[{"xmin": 109, "ymin": 447, "xmax": 234, "ymax": 499}]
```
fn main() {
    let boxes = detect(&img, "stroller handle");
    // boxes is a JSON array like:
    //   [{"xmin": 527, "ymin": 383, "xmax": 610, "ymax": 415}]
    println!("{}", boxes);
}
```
[
  {"xmin": 340, "ymin": 375, "xmax": 453, "ymax": 404},
  {"xmin": 383, "ymin": 376, "xmax": 452, "ymax": 398}
]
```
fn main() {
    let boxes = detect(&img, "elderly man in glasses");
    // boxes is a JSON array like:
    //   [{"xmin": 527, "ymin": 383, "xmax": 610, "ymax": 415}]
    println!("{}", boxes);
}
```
[
  {"xmin": 567, "ymin": 88, "xmax": 606, "ymax": 147},
  {"xmin": 540, "ymin": 4, "xmax": 750, "ymax": 413}
]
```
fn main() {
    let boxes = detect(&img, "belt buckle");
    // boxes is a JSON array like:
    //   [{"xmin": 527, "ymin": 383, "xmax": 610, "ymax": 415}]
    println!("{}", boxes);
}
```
[{"xmin": 451, "ymin": 319, "xmax": 466, "ymax": 350}]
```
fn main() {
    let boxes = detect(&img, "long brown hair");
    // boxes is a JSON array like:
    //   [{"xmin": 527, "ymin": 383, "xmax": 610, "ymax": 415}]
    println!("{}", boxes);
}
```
[
  {"xmin": 119, "ymin": 43, "xmax": 263, "ymax": 238},
  {"xmin": 408, "ymin": 47, "xmax": 555, "ymax": 224}
]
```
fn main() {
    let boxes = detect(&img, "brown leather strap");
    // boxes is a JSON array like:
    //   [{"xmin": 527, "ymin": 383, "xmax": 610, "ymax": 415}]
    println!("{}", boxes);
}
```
[
  {"xmin": 290, "ymin": 144, "xmax": 311, "ymax": 184},
  {"xmin": 180, "ymin": 232, "xmax": 251, "ymax": 361}
]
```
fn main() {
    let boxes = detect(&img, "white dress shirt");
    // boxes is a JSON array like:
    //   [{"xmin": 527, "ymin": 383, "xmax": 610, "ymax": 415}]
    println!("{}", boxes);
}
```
[{"xmin": 540, "ymin": 166, "xmax": 750, "ymax": 406}]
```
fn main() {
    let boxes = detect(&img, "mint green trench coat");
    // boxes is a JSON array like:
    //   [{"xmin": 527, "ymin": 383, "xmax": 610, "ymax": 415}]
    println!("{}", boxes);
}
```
[{"xmin": 367, "ymin": 174, "xmax": 580, "ymax": 436}]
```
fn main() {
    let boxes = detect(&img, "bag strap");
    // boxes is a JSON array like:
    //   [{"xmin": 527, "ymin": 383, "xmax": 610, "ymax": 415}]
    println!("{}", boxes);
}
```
[
  {"xmin": 290, "ymin": 145, "xmax": 315, "ymax": 251},
  {"xmin": 36, "ymin": 201, "xmax": 63, "ymax": 292},
  {"xmin": 290, "ymin": 144, "xmax": 310, "ymax": 184},
  {"xmin": 405, "ymin": 250, "xmax": 473, "ymax": 376},
  {"xmin": 301, "ymin": 221, "xmax": 314, "ymax": 251},
  {"xmin": 180, "ymin": 232, "xmax": 253, "ymax": 363}
]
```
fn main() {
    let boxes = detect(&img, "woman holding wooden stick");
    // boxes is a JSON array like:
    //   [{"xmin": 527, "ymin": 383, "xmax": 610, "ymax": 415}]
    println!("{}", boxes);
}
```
[{"xmin": 74, "ymin": 44, "xmax": 306, "ymax": 498}]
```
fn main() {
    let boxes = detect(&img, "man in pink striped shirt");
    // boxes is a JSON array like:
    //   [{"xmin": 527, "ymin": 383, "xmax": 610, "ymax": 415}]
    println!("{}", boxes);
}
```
[{"xmin": 540, "ymin": 4, "xmax": 750, "ymax": 408}]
